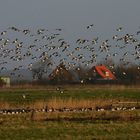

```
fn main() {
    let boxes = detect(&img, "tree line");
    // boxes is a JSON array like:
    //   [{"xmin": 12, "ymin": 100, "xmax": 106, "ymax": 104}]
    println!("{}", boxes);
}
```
[{"xmin": 31, "ymin": 59, "xmax": 140, "ymax": 85}]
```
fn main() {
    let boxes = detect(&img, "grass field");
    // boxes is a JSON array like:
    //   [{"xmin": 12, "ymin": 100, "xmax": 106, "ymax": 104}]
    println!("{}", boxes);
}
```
[
  {"xmin": 1, "ymin": 119, "xmax": 140, "ymax": 140},
  {"xmin": 0, "ymin": 85, "xmax": 140, "ymax": 140},
  {"xmin": 0, "ymin": 111, "xmax": 140, "ymax": 140},
  {"xmin": 0, "ymin": 85, "xmax": 140, "ymax": 104}
]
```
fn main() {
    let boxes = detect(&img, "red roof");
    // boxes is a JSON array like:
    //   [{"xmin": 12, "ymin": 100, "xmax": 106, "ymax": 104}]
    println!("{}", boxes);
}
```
[{"xmin": 95, "ymin": 65, "xmax": 116, "ymax": 80}]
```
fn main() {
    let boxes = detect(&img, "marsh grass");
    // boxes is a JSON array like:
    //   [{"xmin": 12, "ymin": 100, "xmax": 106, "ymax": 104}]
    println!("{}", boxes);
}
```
[
  {"xmin": 45, "ymin": 98, "xmax": 114, "ymax": 109},
  {"xmin": 0, "ymin": 115, "xmax": 140, "ymax": 140},
  {"xmin": 31, "ymin": 110, "xmax": 140, "ymax": 122},
  {"xmin": 0, "ymin": 97, "xmax": 140, "ymax": 110},
  {"xmin": 0, "ymin": 86, "xmax": 140, "ymax": 139},
  {"xmin": 0, "ymin": 98, "xmax": 117, "ymax": 110},
  {"xmin": 0, "ymin": 101, "xmax": 11, "ymax": 109},
  {"xmin": 0, "ymin": 86, "xmax": 140, "ymax": 104},
  {"xmin": 0, "ymin": 109, "xmax": 140, "ymax": 122},
  {"xmin": 0, "ymin": 108, "xmax": 140, "ymax": 139}
]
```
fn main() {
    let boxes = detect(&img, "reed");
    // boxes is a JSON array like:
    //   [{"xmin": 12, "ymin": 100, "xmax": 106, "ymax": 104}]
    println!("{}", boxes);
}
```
[{"xmin": 46, "ymin": 98, "xmax": 114, "ymax": 109}]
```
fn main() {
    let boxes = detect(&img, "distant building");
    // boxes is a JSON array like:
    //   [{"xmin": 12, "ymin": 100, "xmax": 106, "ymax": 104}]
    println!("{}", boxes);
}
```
[{"xmin": 0, "ymin": 77, "xmax": 10, "ymax": 87}]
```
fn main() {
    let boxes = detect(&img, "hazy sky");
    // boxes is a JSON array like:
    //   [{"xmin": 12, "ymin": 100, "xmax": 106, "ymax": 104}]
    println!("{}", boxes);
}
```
[
  {"xmin": 0, "ymin": 0, "xmax": 140, "ymax": 77},
  {"xmin": 0, "ymin": 0, "xmax": 140, "ymax": 35}
]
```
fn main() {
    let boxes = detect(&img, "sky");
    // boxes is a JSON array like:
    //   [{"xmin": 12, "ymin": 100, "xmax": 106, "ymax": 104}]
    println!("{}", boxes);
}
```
[
  {"xmin": 0, "ymin": 0, "xmax": 140, "ymax": 74},
  {"xmin": 0, "ymin": 0, "xmax": 140, "ymax": 35}
]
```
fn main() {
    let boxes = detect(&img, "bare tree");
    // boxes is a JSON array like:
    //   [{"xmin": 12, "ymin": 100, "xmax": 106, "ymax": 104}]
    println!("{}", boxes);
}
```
[
  {"xmin": 0, "ymin": 78, "xmax": 6, "ymax": 87},
  {"xmin": 48, "ymin": 63, "xmax": 74, "ymax": 84},
  {"xmin": 31, "ymin": 57, "xmax": 53, "ymax": 83}
]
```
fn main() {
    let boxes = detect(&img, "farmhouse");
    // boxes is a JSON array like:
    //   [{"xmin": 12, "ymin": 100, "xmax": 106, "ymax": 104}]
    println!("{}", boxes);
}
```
[
  {"xmin": 48, "ymin": 63, "xmax": 116, "ymax": 84},
  {"xmin": 0, "ymin": 76, "xmax": 10, "ymax": 87}
]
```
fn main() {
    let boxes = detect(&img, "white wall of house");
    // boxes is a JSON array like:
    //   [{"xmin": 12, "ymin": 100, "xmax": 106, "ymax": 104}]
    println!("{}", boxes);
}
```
[{"xmin": 1, "ymin": 77, "xmax": 10, "ymax": 87}]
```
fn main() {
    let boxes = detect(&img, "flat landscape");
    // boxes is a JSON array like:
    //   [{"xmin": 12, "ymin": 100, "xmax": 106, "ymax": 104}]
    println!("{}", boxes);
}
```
[
  {"xmin": 0, "ymin": 0, "xmax": 140, "ymax": 139},
  {"xmin": 0, "ymin": 85, "xmax": 140, "ymax": 140}
]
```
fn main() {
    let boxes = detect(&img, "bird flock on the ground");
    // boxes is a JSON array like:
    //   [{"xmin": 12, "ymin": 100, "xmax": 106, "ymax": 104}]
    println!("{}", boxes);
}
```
[
  {"xmin": 0, "ymin": 25, "xmax": 140, "ymax": 80},
  {"xmin": 0, "ymin": 105, "xmax": 139, "ymax": 115}
]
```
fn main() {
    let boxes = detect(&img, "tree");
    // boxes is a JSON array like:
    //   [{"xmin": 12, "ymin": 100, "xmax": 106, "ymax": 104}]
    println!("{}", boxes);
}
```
[
  {"xmin": 0, "ymin": 78, "xmax": 6, "ymax": 87},
  {"xmin": 114, "ymin": 64, "xmax": 140, "ymax": 85},
  {"xmin": 31, "ymin": 57, "xmax": 53, "ymax": 83},
  {"xmin": 74, "ymin": 64, "xmax": 90, "ymax": 83},
  {"xmin": 48, "ymin": 63, "xmax": 74, "ymax": 84}
]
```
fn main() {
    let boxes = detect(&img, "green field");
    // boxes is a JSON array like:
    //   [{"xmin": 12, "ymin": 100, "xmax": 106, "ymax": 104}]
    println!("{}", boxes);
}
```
[
  {"xmin": 0, "ymin": 85, "xmax": 140, "ymax": 104},
  {"xmin": 0, "ymin": 85, "xmax": 140, "ymax": 140}
]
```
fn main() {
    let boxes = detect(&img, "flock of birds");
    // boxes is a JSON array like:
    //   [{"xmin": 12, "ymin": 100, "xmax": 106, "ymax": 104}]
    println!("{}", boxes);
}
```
[
  {"xmin": 0, "ymin": 104, "xmax": 138, "ymax": 115},
  {"xmin": 0, "ymin": 25, "xmax": 140, "ymax": 80}
]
